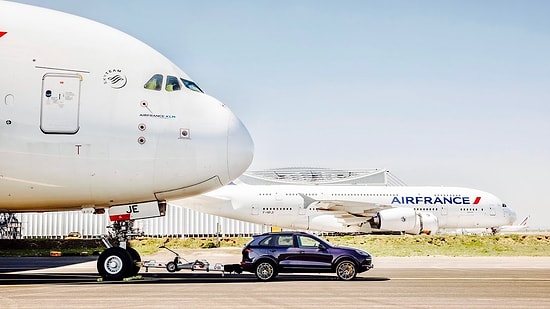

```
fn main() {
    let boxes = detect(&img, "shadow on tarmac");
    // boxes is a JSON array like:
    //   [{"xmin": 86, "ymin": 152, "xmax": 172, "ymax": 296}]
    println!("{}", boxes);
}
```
[
  {"xmin": 0, "ymin": 272, "xmax": 390, "ymax": 285},
  {"xmin": 0, "ymin": 256, "xmax": 97, "ymax": 273},
  {"xmin": 0, "ymin": 256, "xmax": 389, "ymax": 285}
]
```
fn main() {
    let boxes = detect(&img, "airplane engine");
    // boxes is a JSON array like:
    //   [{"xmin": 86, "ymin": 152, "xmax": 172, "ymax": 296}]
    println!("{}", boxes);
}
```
[
  {"xmin": 372, "ymin": 208, "xmax": 439, "ymax": 235},
  {"xmin": 373, "ymin": 208, "xmax": 418, "ymax": 234},
  {"xmin": 419, "ymin": 212, "xmax": 439, "ymax": 235}
]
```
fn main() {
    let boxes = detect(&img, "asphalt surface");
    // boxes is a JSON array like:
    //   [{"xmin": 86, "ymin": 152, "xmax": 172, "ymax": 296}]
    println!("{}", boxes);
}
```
[
  {"xmin": 0, "ymin": 256, "xmax": 96, "ymax": 273},
  {"xmin": 1, "ymin": 250, "xmax": 549, "ymax": 308}
]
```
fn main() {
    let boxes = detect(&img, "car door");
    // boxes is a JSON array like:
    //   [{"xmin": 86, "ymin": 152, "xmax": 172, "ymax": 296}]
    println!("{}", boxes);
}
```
[
  {"xmin": 283, "ymin": 234, "xmax": 333, "ymax": 271},
  {"xmin": 271, "ymin": 234, "xmax": 295, "ymax": 268}
]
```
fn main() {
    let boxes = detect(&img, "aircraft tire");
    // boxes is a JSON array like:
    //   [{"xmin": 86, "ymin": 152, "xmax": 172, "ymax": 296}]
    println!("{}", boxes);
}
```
[
  {"xmin": 126, "ymin": 247, "xmax": 141, "ymax": 277},
  {"xmin": 97, "ymin": 247, "xmax": 132, "ymax": 281}
]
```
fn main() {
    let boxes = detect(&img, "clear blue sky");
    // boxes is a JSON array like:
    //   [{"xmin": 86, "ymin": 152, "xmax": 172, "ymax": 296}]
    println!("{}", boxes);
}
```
[{"xmin": 15, "ymin": 1, "xmax": 550, "ymax": 229}]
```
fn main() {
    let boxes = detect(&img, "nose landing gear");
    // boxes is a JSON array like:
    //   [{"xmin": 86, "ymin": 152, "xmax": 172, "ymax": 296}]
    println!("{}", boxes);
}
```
[{"xmin": 97, "ymin": 220, "xmax": 142, "ymax": 281}]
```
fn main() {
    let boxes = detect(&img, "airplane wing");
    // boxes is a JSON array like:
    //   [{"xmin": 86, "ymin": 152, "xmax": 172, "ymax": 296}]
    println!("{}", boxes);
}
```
[
  {"xmin": 332, "ymin": 212, "xmax": 373, "ymax": 225},
  {"xmin": 300, "ymin": 193, "xmax": 392, "ymax": 217}
]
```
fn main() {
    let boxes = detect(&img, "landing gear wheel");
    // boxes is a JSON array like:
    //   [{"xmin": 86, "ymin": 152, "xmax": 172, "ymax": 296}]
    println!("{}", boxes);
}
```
[
  {"xmin": 97, "ymin": 247, "xmax": 132, "ymax": 281},
  {"xmin": 166, "ymin": 261, "xmax": 178, "ymax": 273},
  {"xmin": 126, "ymin": 247, "xmax": 141, "ymax": 277},
  {"xmin": 335, "ymin": 260, "xmax": 357, "ymax": 280},
  {"xmin": 255, "ymin": 261, "xmax": 277, "ymax": 281}
]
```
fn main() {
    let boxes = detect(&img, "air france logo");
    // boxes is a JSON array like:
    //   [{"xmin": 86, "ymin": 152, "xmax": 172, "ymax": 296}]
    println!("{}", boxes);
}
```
[
  {"xmin": 391, "ymin": 196, "xmax": 481, "ymax": 205},
  {"xmin": 103, "ymin": 69, "xmax": 127, "ymax": 89}
]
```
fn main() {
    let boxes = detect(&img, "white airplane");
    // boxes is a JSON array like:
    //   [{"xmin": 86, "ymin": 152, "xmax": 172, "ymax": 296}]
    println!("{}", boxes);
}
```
[
  {"xmin": 497, "ymin": 215, "xmax": 529, "ymax": 233},
  {"xmin": 443, "ymin": 215, "xmax": 530, "ymax": 235},
  {"xmin": 0, "ymin": 2, "xmax": 253, "ymax": 280},
  {"xmin": 173, "ymin": 182, "xmax": 517, "ymax": 235}
]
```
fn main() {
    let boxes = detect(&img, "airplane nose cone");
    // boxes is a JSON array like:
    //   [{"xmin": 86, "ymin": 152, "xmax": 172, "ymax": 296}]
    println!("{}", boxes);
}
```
[{"xmin": 227, "ymin": 113, "xmax": 254, "ymax": 182}]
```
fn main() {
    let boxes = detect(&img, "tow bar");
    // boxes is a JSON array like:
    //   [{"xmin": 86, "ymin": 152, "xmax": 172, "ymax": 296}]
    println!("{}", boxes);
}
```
[{"xmin": 142, "ymin": 245, "xmax": 242, "ymax": 276}]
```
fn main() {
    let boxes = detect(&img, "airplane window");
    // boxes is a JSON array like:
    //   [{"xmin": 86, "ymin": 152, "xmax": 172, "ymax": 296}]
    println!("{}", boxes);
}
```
[
  {"xmin": 181, "ymin": 78, "xmax": 204, "ymax": 93},
  {"xmin": 166, "ymin": 76, "xmax": 181, "ymax": 92},
  {"xmin": 144, "ymin": 74, "xmax": 163, "ymax": 91}
]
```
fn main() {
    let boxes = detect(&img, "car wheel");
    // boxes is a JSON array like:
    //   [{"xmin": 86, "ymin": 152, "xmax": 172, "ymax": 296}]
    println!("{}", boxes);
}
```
[
  {"xmin": 255, "ymin": 260, "xmax": 277, "ymax": 281},
  {"xmin": 335, "ymin": 260, "xmax": 357, "ymax": 280}
]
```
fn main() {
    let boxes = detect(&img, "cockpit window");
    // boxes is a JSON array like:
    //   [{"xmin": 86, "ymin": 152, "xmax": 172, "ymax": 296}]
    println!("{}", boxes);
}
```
[
  {"xmin": 144, "ymin": 74, "xmax": 163, "ymax": 91},
  {"xmin": 180, "ymin": 78, "xmax": 203, "ymax": 93},
  {"xmin": 166, "ymin": 76, "xmax": 181, "ymax": 92},
  {"xmin": 145, "ymin": 74, "xmax": 201, "ymax": 93}
]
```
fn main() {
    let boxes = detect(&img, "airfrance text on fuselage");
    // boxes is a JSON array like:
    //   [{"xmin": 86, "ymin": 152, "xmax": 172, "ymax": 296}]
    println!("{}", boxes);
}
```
[{"xmin": 391, "ymin": 196, "xmax": 481, "ymax": 205}]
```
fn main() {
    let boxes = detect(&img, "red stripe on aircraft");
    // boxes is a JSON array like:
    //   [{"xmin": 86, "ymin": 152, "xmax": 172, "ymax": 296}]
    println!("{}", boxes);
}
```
[
  {"xmin": 473, "ymin": 197, "xmax": 481, "ymax": 204},
  {"xmin": 0, "ymin": 32, "xmax": 7, "ymax": 38},
  {"xmin": 109, "ymin": 214, "xmax": 131, "ymax": 221}
]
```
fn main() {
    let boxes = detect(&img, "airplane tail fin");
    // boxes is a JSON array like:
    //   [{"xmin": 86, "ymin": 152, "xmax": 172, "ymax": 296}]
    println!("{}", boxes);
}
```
[{"xmin": 520, "ymin": 215, "xmax": 530, "ymax": 226}]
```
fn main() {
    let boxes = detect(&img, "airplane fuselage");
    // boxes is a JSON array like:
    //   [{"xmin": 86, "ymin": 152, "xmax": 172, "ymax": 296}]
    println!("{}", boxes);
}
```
[
  {"xmin": 177, "ymin": 184, "xmax": 516, "ymax": 234},
  {"xmin": 0, "ymin": 2, "xmax": 253, "ymax": 212}
]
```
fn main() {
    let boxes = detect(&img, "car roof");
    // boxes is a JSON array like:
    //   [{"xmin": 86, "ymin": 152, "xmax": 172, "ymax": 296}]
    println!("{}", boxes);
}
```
[{"xmin": 253, "ymin": 231, "xmax": 316, "ymax": 237}]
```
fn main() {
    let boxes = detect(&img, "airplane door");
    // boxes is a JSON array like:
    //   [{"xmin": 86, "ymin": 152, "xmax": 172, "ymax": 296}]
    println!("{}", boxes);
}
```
[
  {"xmin": 40, "ymin": 73, "xmax": 82, "ymax": 134},
  {"xmin": 251, "ymin": 204, "xmax": 259, "ymax": 215}
]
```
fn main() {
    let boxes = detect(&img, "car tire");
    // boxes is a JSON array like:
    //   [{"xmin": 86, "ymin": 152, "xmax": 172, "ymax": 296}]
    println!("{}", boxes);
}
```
[
  {"xmin": 335, "ymin": 259, "xmax": 357, "ymax": 280},
  {"xmin": 254, "ymin": 260, "xmax": 277, "ymax": 281}
]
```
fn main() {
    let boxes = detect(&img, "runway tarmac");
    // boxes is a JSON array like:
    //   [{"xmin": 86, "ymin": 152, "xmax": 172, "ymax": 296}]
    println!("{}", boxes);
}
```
[{"xmin": 1, "ymin": 248, "xmax": 549, "ymax": 308}]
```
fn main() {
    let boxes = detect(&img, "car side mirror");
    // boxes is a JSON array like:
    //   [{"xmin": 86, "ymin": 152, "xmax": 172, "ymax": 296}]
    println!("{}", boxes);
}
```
[{"xmin": 318, "ymin": 243, "xmax": 327, "ymax": 250}]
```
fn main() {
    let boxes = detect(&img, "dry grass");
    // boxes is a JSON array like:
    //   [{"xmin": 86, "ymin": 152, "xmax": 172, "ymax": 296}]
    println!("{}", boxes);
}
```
[
  {"xmin": 322, "ymin": 234, "xmax": 550, "ymax": 256},
  {"xmin": 3, "ymin": 234, "xmax": 549, "ymax": 257}
]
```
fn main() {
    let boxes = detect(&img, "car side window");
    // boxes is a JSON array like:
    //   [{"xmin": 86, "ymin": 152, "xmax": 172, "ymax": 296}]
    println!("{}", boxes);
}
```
[
  {"xmin": 297, "ymin": 235, "xmax": 320, "ymax": 248},
  {"xmin": 258, "ymin": 236, "xmax": 273, "ymax": 247},
  {"xmin": 275, "ymin": 235, "xmax": 294, "ymax": 247}
]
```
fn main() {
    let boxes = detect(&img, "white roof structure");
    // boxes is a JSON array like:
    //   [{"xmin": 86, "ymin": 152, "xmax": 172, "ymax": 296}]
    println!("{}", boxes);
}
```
[
  {"xmin": 239, "ymin": 167, "xmax": 407, "ymax": 186},
  {"xmin": 3, "ymin": 168, "xmax": 408, "ymax": 239}
]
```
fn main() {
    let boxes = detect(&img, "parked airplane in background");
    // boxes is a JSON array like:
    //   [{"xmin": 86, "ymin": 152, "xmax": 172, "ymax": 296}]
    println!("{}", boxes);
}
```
[
  {"xmin": 172, "ymin": 182, "xmax": 516, "ymax": 235},
  {"xmin": 441, "ymin": 215, "xmax": 529, "ymax": 235},
  {"xmin": 496, "ymin": 215, "xmax": 529, "ymax": 233},
  {"xmin": 0, "ymin": 2, "xmax": 253, "ymax": 280}
]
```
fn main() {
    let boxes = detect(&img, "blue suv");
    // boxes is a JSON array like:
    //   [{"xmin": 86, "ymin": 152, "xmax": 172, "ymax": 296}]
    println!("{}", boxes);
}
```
[{"xmin": 240, "ymin": 232, "xmax": 373, "ymax": 281}]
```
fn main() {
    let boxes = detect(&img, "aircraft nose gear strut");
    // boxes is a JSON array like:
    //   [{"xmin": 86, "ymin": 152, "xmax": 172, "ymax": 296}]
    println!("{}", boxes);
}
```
[{"xmin": 97, "ymin": 219, "xmax": 142, "ymax": 281}]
